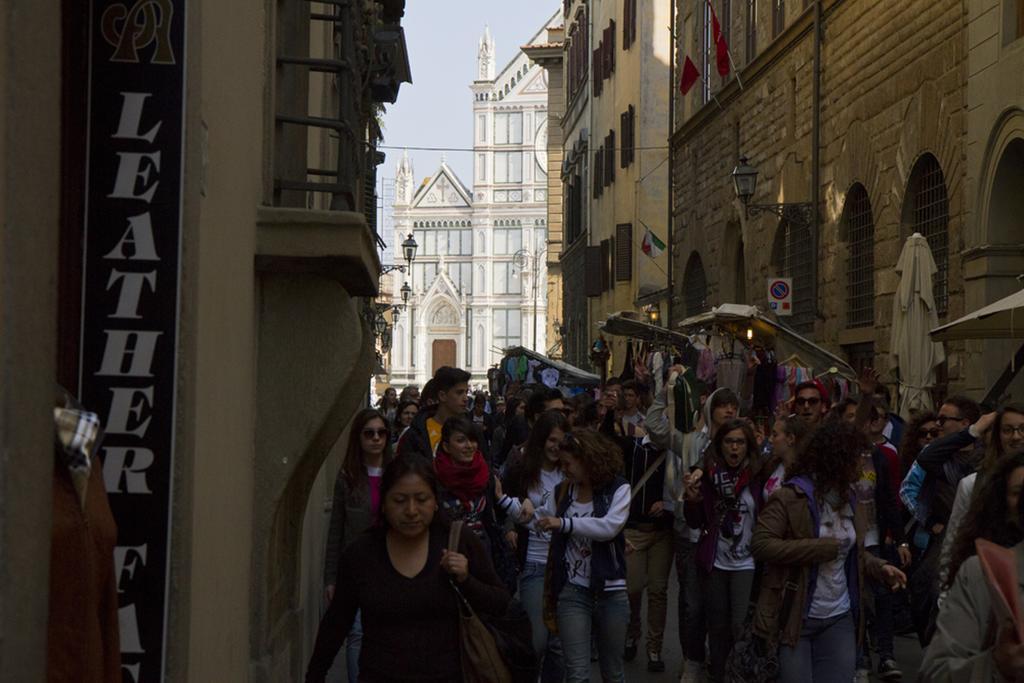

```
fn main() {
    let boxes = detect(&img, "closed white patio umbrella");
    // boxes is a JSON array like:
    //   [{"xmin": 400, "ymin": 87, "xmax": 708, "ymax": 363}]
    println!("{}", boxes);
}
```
[{"xmin": 890, "ymin": 233, "xmax": 946, "ymax": 419}]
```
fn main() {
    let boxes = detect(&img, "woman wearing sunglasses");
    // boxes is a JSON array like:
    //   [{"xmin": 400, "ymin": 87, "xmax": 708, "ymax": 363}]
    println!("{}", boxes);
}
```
[
  {"xmin": 536, "ymin": 430, "xmax": 631, "ymax": 683},
  {"xmin": 682, "ymin": 418, "xmax": 763, "ymax": 682},
  {"xmin": 322, "ymin": 408, "xmax": 393, "ymax": 683}
]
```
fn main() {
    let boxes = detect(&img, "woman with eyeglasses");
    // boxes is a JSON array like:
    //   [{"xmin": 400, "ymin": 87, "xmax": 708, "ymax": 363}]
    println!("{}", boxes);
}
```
[
  {"xmin": 750, "ymin": 420, "xmax": 906, "ymax": 683},
  {"xmin": 921, "ymin": 451, "xmax": 1024, "ymax": 681},
  {"xmin": 898, "ymin": 413, "xmax": 939, "ymax": 551},
  {"xmin": 536, "ymin": 429, "xmax": 631, "ymax": 683},
  {"xmin": 936, "ymin": 406, "xmax": 1024, "ymax": 586},
  {"xmin": 498, "ymin": 409, "xmax": 570, "ymax": 681},
  {"xmin": 322, "ymin": 408, "xmax": 394, "ymax": 683},
  {"xmin": 682, "ymin": 418, "xmax": 763, "ymax": 682}
]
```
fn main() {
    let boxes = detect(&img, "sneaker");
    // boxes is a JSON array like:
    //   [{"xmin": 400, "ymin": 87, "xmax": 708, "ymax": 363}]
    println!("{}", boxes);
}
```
[
  {"xmin": 878, "ymin": 658, "xmax": 902, "ymax": 680},
  {"xmin": 623, "ymin": 638, "xmax": 638, "ymax": 662},
  {"xmin": 678, "ymin": 659, "xmax": 702, "ymax": 683},
  {"xmin": 648, "ymin": 652, "xmax": 666, "ymax": 672},
  {"xmin": 854, "ymin": 669, "xmax": 870, "ymax": 683}
]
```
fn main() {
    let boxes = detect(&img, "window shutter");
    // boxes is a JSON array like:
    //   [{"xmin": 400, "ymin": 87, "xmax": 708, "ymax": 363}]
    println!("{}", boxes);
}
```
[
  {"xmin": 629, "ymin": 105, "xmax": 636, "ymax": 166},
  {"xmin": 630, "ymin": 0, "xmax": 638, "ymax": 46},
  {"xmin": 620, "ymin": 111, "xmax": 628, "ymax": 169},
  {"xmin": 585, "ymin": 246, "xmax": 603, "ymax": 297},
  {"xmin": 623, "ymin": 1, "xmax": 631, "ymax": 48},
  {"xmin": 602, "ymin": 236, "xmax": 610, "ymax": 290},
  {"xmin": 615, "ymin": 224, "xmax": 633, "ymax": 281},
  {"xmin": 602, "ymin": 130, "xmax": 610, "ymax": 184},
  {"xmin": 609, "ymin": 20, "xmax": 616, "ymax": 73},
  {"xmin": 593, "ymin": 146, "xmax": 604, "ymax": 197},
  {"xmin": 599, "ymin": 239, "xmax": 611, "ymax": 292}
]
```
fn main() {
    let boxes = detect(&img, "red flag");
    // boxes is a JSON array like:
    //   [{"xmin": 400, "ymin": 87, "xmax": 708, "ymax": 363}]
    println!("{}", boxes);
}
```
[
  {"xmin": 679, "ymin": 55, "xmax": 700, "ymax": 95},
  {"xmin": 709, "ymin": 0, "xmax": 730, "ymax": 77}
]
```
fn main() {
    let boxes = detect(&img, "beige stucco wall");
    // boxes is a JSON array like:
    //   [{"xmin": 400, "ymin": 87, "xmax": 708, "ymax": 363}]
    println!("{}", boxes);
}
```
[
  {"xmin": 0, "ymin": 1, "xmax": 60, "ymax": 679},
  {"xmin": 589, "ymin": 0, "xmax": 672, "ymax": 373},
  {"xmin": 180, "ymin": 0, "xmax": 263, "ymax": 678}
]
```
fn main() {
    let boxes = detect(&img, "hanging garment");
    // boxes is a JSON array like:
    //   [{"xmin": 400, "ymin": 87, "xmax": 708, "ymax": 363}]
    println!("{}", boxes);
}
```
[
  {"xmin": 716, "ymin": 356, "xmax": 747, "ymax": 396},
  {"xmin": 517, "ymin": 356, "xmax": 528, "ymax": 380},
  {"xmin": 697, "ymin": 347, "xmax": 716, "ymax": 386},
  {"xmin": 620, "ymin": 339, "xmax": 636, "ymax": 380},
  {"xmin": 673, "ymin": 367, "xmax": 701, "ymax": 433},
  {"xmin": 540, "ymin": 367, "xmax": 560, "ymax": 388},
  {"xmin": 526, "ymin": 359, "xmax": 542, "ymax": 384},
  {"xmin": 752, "ymin": 356, "xmax": 778, "ymax": 412}
]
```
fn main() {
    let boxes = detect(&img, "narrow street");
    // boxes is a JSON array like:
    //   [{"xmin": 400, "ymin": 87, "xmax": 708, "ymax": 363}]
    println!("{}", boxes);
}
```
[{"xmin": 606, "ymin": 578, "xmax": 923, "ymax": 681}]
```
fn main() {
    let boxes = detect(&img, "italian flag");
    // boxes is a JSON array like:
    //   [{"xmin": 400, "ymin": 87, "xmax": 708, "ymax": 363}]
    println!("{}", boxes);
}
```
[{"xmin": 641, "ymin": 228, "xmax": 666, "ymax": 258}]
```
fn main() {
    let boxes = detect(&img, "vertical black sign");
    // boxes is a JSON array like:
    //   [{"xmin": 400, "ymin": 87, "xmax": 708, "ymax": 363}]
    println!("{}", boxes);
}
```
[{"xmin": 80, "ymin": 1, "xmax": 186, "ymax": 681}]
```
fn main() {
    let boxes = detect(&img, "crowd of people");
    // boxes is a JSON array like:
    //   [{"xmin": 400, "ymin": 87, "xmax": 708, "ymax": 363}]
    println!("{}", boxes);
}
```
[{"xmin": 305, "ymin": 361, "xmax": 1024, "ymax": 683}]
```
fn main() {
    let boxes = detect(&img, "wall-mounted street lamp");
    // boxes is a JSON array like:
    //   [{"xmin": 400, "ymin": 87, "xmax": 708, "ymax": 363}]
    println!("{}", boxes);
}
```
[
  {"xmin": 400, "ymin": 281, "xmax": 412, "ymax": 307},
  {"xmin": 382, "ymin": 233, "xmax": 419, "ymax": 275},
  {"xmin": 644, "ymin": 304, "xmax": 661, "ymax": 327},
  {"xmin": 732, "ymin": 156, "xmax": 814, "ymax": 226}
]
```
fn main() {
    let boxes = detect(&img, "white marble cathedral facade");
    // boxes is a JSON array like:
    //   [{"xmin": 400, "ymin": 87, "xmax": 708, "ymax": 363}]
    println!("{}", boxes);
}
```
[{"xmin": 390, "ymin": 16, "xmax": 558, "ymax": 388}]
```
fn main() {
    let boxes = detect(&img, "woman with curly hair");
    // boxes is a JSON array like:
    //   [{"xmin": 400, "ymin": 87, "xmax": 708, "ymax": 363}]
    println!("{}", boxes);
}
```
[
  {"xmin": 498, "ymin": 409, "xmax": 569, "ymax": 681},
  {"xmin": 536, "ymin": 429, "xmax": 630, "ymax": 683},
  {"xmin": 682, "ymin": 418, "xmax": 764, "ymax": 682},
  {"xmin": 921, "ymin": 451, "xmax": 1024, "ymax": 681},
  {"xmin": 750, "ymin": 420, "xmax": 906, "ymax": 683}
]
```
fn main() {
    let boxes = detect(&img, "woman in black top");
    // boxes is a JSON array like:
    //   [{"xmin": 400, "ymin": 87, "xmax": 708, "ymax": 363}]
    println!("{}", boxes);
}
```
[{"xmin": 306, "ymin": 455, "xmax": 510, "ymax": 683}]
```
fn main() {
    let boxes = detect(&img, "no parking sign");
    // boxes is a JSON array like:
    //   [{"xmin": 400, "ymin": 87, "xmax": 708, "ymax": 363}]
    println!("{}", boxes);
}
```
[{"xmin": 767, "ymin": 278, "xmax": 793, "ymax": 316}]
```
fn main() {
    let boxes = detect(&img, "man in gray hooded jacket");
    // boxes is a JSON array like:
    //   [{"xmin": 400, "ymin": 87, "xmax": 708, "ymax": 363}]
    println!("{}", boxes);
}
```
[{"xmin": 647, "ymin": 367, "xmax": 740, "ymax": 682}]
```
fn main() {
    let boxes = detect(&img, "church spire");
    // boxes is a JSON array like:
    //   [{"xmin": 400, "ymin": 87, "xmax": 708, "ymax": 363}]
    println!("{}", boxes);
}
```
[
  {"xmin": 395, "ymin": 149, "xmax": 414, "ymax": 206},
  {"xmin": 477, "ymin": 25, "xmax": 495, "ymax": 81}
]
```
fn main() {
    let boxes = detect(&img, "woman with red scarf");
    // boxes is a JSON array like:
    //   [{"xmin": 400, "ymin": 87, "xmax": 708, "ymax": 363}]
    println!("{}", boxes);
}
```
[{"xmin": 435, "ymin": 415, "xmax": 517, "ymax": 592}]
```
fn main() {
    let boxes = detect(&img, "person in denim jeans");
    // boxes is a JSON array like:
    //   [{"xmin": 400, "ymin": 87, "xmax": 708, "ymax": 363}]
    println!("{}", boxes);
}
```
[
  {"xmin": 498, "ymin": 410, "xmax": 569, "ymax": 681},
  {"xmin": 750, "ymin": 421, "xmax": 906, "ymax": 683},
  {"xmin": 322, "ymin": 409, "xmax": 394, "ymax": 683},
  {"xmin": 536, "ymin": 430, "xmax": 631, "ymax": 683}
]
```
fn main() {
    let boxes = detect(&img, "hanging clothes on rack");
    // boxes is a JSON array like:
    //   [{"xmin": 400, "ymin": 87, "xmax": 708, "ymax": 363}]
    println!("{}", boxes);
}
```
[
  {"xmin": 673, "ymin": 366, "xmax": 701, "ymax": 433},
  {"xmin": 620, "ymin": 339, "xmax": 636, "ymax": 381},
  {"xmin": 751, "ymin": 349, "xmax": 778, "ymax": 412}
]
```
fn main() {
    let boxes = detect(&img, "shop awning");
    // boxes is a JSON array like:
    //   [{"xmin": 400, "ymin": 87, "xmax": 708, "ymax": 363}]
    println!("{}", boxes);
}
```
[
  {"xmin": 499, "ymin": 346, "xmax": 601, "ymax": 387},
  {"xmin": 676, "ymin": 304, "xmax": 856, "ymax": 379},
  {"xmin": 599, "ymin": 311, "xmax": 693, "ymax": 348},
  {"xmin": 930, "ymin": 289, "xmax": 1024, "ymax": 341}
]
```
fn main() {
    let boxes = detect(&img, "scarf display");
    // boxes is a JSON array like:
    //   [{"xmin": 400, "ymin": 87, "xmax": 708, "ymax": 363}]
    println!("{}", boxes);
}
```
[
  {"xmin": 53, "ymin": 406, "xmax": 101, "ymax": 510},
  {"xmin": 435, "ymin": 449, "xmax": 490, "ymax": 507}
]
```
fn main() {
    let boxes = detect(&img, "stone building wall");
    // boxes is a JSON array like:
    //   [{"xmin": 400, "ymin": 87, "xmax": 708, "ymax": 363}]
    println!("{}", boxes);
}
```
[{"xmin": 672, "ymin": 0, "xmax": 968, "ymax": 392}]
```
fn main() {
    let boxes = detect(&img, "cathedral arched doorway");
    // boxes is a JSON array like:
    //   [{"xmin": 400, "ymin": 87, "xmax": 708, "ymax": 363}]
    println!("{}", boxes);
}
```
[{"xmin": 432, "ymin": 339, "xmax": 457, "ymax": 374}]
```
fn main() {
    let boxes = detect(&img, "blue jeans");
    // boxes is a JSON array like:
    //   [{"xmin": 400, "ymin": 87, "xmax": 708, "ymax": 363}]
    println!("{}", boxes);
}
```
[
  {"xmin": 674, "ymin": 532, "xmax": 706, "ymax": 662},
  {"xmin": 862, "ymin": 545, "xmax": 895, "ymax": 663},
  {"xmin": 778, "ymin": 611, "xmax": 856, "ymax": 683},
  {"xmin": 557, "ymin": 584, "xmax": 628, "ymax": 683},
  {"xmin": 519, "ymin": 562, "xmax": 565, "ymax": 682},
  {"xmin": 346, "ymin": 610, "xmax": 362, "ymax": 683}
]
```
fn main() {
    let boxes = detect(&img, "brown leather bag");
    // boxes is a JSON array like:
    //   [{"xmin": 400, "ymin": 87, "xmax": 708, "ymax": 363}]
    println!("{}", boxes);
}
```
[{"xmin": 448, "ymin": 521, "xmax": 513, "ymax": 683}]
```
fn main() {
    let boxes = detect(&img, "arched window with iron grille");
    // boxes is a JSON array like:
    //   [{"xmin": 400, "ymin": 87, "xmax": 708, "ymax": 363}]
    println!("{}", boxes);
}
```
[
  {"xmin": 771, "ymin": 218, "xmax": 813, "ymax": 333},
  {"xmin": 683, "ymin": 252, "xmax": 709, "ymax": 317},
  {"xmin": 902, "ymin": 153, "xmax": 950, "ymax": 316},
  {"xmin": 843, "ymin": 184, "xmax": 875, "ymax": 328}
]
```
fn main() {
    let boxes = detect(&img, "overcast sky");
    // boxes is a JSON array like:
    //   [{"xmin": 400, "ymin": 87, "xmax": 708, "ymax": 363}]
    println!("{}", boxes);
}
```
[{"xmin": 382, "ymin": 0, "xmax": 560, "ymax": 187}]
